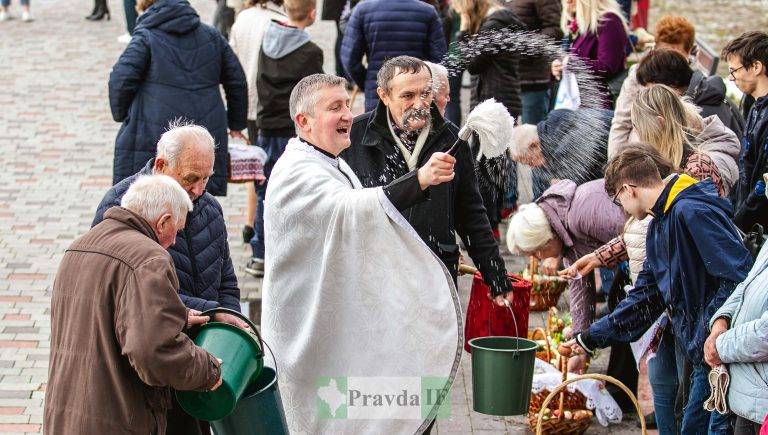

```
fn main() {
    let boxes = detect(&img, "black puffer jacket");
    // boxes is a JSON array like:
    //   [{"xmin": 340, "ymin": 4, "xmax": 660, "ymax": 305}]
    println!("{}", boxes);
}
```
[
  {"xmin": 685, "ymin": 70, "xmax": 745, "ymax": 138},
  {"xmin": 458, "ymin": 8, "xmax": 526, "ymax": 116},
  {"xmin": 504, "ymin": 0, "xmax": 563, "ymax": 88},
  {"xmin": 92, "ymin": 160, "xmax": 241, "ymax": 312},
  {"xmin": 342, "ymin": 101, "xmax": 510, "ymax": 296}
]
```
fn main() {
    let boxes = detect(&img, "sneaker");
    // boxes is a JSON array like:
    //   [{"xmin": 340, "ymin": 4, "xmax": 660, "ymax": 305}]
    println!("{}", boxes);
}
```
[
  {"xmin": 21, "ymin": 11, "xmax": 32, "ymax": 21},
  {"xmin": 0, "ymin": 10, "xmax": 9, "ymax": 21},
  {"xmin": 245, "ymin": 257, "xmax": 264, "ymax": 277},
  {"xmin": 242, "ymin": 225, "xmax": 255, "ymax": 244},
  {"xmin": 117, "ymin": 33, "xmax": 131, "ymax": 43}
]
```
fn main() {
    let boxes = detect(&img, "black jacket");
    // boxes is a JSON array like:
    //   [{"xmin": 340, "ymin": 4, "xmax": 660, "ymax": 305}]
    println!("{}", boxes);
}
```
[
  {"xmin": 257, "ymin": 21, "xmax": 324, "ymax": 136},
  {"xmin": 92, "ymin": 160, "xmax": 241, "ymax": 312},
  {"xmin": 686, "ymin": 71, "xmax": 745, "ymax": 139},
  {"xmin": 108, "ymin": 0, "xmax": 247, "ymax": 196},
  {"xmin": 735, "ymin": 95, "xmax": 768, "ymax": 231},
  {"xmin": 342, "ymin": 101, "xmax": 511, "ymax": 296},
  {"xmin": 504, "ymin": 0, "xmax": 563, "ymax": 88},
  {"xmin": 458, "ymin": 8, "xmax": 526, "ymax": 116}
]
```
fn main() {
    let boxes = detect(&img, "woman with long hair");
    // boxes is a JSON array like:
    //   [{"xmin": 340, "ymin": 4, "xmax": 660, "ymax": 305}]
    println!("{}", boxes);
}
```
[
  {"xmin": 552, "ymin": 0, "xmax": 629, "ymax": 107},
  {"xmin": 563, "ymin": 84, "xmax": 741, "ymax": 434}
]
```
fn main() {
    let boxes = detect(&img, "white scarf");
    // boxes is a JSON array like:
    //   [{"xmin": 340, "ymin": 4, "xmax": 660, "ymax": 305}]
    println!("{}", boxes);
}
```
[{"xmin": 386, "ymin": 109, "xmax": 431, "ymax": 170}]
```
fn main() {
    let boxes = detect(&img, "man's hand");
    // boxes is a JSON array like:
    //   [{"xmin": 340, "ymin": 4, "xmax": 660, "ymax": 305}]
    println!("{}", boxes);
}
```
[
  {"xmin": 540, "ymin": 256, "xmax": 561, "ymax": 276},
  {"xmin": 704, "ymin": 318, "xmax": 729, "ymax": 368},
  {"xmin": 229, "ymin": 130, "xmax": 249, "ymax": 144},
  {"xmin": 210, "ymin": 358, "xmax": 223, "ymax": 391},
  {"xmin": 187, "ymin": 309, "xmax": 210, "ymax": 329},
  {"xmin": 215, "ymin": 312, "xmax": 251, "ymax": 331},
  {"xmin": 418, "ymin": 152, "xmax": 455, "ymax": 190},
  {"xmin": 561, "ymin": 339, "xmax": 589, "ymax": 374},
  {"xmin": 559, "ymin": 252, "xmax": 600, "ymax": 280},
  {"xmin": 492, "ymin": 292, "xmax": 514, "ymax": 307},
  {"xmin": 551, "ymin": 58, "xmax": 564, "ymax": 80}
]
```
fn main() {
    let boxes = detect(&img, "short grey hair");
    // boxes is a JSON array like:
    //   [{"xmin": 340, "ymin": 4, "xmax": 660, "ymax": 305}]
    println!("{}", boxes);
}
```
[
  {"xmin": 509, "ymin": 124, "xmax": 539, "ymax": 159},
  {"xmin": 121, "ymin": 175, "xmax": 193, "ymax": 225},
  {"xmin": 424, "ymin": 61, "xmax": 448, "ymax": 93},
  {"xmin": 377, "ymin": 56, "xmax": 429, "ymax": 94},
  {"xmin": 156, "ymin": 120, "xmax": 216, "ymax": 168},
  {"xmin": 289, "ymin": 74, "xmax": 348, "ymax": 124}
]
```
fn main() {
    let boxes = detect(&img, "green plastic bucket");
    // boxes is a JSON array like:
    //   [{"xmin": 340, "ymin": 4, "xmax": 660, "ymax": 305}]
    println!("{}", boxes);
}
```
[
  {"xmin": 177, "ymin": 308, "xmax": 264, "ymax": 421},
  {"xmin": 210, "ymin": 367, "xmax": 288, "ymax": 435},
  {"xmin": 468, "ymin": 336, "xmax": 538, "ymax": 416}
]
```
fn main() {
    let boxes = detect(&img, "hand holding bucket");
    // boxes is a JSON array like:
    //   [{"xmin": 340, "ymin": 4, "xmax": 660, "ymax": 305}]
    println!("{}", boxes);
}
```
[{"xmin": 176, "ymin": 308, "xmax": 265, "ymax": 421}]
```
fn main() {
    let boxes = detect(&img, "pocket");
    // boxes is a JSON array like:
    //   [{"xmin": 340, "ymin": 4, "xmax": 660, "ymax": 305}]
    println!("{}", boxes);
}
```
[{"xmin": 437, "ymin": 243, "xmax": 460, "ymax": 270}]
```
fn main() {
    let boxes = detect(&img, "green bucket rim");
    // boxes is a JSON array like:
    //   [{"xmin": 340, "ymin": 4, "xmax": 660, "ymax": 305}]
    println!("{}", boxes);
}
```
[
  {"xmin": 468, "ymin": 336, "xmax": 538, "ymax": 353},
  {"xmin": 195, "ymin": 321, "xmax": 264, "ymax": 360}
]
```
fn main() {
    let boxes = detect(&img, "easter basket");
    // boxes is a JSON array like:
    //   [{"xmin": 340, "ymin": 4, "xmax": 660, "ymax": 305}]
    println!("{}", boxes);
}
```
[{"xmin": 524, "ymin": 258, "xmax": 568, "ymax": 312}]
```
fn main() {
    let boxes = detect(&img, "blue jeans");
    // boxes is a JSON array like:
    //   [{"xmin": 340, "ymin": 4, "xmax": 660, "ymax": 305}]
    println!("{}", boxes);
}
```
[
  {"xmin": 250, "ymin": 135, "xmax": 291, "ymax": 260},
  {"xmin": 648, "ymin": 328, "xmax": 684, "ymax": 434},
  {"xmin": 445, "ymin": 72, "xmax": 463, "ymax": 126},
  {"xmin": 520, "ymin": 89, "xmax": 550, "ymax": 125},
  {"xmin": 683, "ymin": 364, "xmax": 731, "ymax": 434}
]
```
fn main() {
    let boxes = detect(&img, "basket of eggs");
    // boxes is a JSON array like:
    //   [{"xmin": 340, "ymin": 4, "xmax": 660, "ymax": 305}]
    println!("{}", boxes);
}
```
[
  {"xmin": 523, "ymin": 258, "xmax": 568, "ymax": 312},
  {"xmin": 528, "ymin": 345, "xmax": 648, "ymax": 434}
]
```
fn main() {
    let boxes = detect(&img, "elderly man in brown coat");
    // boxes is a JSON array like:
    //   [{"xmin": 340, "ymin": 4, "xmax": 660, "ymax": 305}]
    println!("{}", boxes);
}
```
[{"xmin": 44, "ymin": 175, "xmax": 222, "ymax": 435}]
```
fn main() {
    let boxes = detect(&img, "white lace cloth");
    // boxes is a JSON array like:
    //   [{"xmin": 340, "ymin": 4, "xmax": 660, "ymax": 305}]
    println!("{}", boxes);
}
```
[{"xmin": 531, "ymin": 359, "xmax": 623, "ymax": 426}]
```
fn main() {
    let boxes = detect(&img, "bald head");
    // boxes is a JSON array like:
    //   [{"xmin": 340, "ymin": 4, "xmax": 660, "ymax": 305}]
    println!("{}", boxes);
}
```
[{"xmin": 153, "ymin": 121, "xmax": 216, "ymax": 201}]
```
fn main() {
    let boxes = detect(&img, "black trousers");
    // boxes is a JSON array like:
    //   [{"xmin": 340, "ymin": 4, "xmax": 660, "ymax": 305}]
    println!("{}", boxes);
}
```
[{"xmin": 605, "ymin": 265, "xmax": 639, "ymax": 412}]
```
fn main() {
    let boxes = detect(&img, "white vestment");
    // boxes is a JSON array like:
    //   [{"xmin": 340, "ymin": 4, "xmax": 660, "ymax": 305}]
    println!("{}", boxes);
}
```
[{"xmin": 262, "ymin": 138, "xmax": 463, "ymax": 434}]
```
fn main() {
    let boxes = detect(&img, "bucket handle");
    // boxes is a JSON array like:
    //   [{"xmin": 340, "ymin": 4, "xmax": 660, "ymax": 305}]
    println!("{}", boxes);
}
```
[
  {"xmin": 489, "ymin": 298, "xmax": 520, "ymax": 356},
  {"xmin": 199, "ymin": 307, "xmax": 264, "ymax": 358}
]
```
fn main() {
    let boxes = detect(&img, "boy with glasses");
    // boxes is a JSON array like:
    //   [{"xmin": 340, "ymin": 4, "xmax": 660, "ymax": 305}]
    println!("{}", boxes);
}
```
[
  {"xmin": 565, "ymin": 144, "xmax": 753, "ymax": 434},
  {"xmin": 722, "ymin": 31, "xmax": 768, "ymax": 232}
]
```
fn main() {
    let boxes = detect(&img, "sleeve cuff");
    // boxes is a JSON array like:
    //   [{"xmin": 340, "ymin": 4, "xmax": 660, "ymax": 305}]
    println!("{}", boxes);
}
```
[
  {"xmin": 576, "ymin": 332, "xmax": 597, "ymax": 355},
  {"xmin": 383, "ymin": 170, "xmax": 428, "ymax": 212}
]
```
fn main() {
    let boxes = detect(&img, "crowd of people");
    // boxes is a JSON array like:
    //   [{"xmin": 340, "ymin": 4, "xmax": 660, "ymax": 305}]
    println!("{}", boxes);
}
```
[{"xmin": 40, "ymin": 0, "xmax": 768, "ymax": 433}]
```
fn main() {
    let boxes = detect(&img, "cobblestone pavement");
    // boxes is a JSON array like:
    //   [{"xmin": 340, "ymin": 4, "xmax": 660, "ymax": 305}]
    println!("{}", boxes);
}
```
[{"xmin": 0, "ymin": 0, "xmax": 666, "ymax": 433}]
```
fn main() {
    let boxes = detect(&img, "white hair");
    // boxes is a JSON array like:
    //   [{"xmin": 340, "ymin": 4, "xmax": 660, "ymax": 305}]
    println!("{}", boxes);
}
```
[
  {"xmin": 156, "ymin": 120, "xmax": 216, "ymax": 168},
  {"xmin": 509, "ymin": 124, "xmax": 539, "ymax": 159},
  {"xmin": 121, "ymin": 175, "xmax": 193, "ymax": 225},
  {"xmin": 506, "ymin": 203, "xmax": 554, "ymax": 254},
  {"xmin": 424, "ymin": 61, "xmax": 449, "ymax": 93}
]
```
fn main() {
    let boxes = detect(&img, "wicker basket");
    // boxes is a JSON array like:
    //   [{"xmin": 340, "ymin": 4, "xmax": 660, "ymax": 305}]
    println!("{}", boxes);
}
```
[
  {"xmin": 528, "ymin": 327, "xmax": 554, "ymax": 363},
  {"xmin": 526, "ymin": 258, "xmax": 568, "ymax": 312},
  {"xmin": 529, "ymin": 373, "xmax": 648, "ymax": 434}
]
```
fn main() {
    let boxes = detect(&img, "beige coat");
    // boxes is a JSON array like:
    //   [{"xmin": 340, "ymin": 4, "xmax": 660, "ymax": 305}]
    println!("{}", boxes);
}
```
[{"xmin": 44, "ymin": 207, "xmax": 220, "ymax": 435}]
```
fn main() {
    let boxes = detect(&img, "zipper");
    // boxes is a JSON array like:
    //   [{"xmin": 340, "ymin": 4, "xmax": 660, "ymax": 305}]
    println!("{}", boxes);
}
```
[{"xmin": 183, "ymin": 225, "xmax": 199, "ymax": 294}]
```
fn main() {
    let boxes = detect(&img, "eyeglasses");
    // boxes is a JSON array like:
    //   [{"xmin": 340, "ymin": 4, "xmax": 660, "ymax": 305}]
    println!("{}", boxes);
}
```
[
  {"xmin": 728, "ymin": 65, "xmax": 745, "ymax": 80},
  {"xmin": 611, "ymin": 184, "xmax": 636, "ymax": 206}
]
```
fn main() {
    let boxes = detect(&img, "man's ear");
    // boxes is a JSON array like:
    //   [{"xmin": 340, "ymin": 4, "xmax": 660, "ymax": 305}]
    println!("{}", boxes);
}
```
[
  {"xmin": 295, "ymin": 113, "xmax": 310, "ymax": 133},
  {"xmin": 154, "ymin": 157, "xmax": 167, "ymax": 173},
  {"xmin": 156, "ymin": 212, "xmax": 174, "ymax": 234},
  {"xmin": 376, "ymin": 87, "xmax": 390, "ymax": 106},
  {"xmin": 752, "ymin": 60, "xmax": 765, "ymax": 76}
]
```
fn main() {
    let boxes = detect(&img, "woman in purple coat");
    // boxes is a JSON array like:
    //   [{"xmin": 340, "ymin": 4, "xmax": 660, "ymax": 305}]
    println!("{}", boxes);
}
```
[
  {"xmin": 506, "ymin": 178, "xmax": 625, "ymax": 373},
  {"xmin": 551, "ymin": 0, "xmax": 629, "ymax": 107}
]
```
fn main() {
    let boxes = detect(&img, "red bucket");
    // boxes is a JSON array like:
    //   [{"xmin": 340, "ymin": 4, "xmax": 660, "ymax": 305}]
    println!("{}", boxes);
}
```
[{"xmin": 464, "ymin": 273, "xmax": 532, "ymax": 353}]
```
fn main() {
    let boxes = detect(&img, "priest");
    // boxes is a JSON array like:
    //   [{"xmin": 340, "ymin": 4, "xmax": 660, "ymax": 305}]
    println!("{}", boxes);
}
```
[{"xmin": 261, "ymin": 74, "xmax": 463, "ymax": 434}]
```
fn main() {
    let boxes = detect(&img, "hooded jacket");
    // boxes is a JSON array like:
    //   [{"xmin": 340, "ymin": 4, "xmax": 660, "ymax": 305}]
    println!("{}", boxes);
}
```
[
  {"xmin": 695, "ymin": 114, "xmax": 742, "ymax": 195},
  {"xmin": 458, "ymin": 8, "xmax": 526, "ymax": 116},
  {"xmin": 580, "ymin": 175, "xmax": 753, "ymax": 364},
  {"xmin": 93, "ymin": 160, "xmax": 241, "ymax": 312},
  {"xmin": 685, "ymin": 70, "xmax": 745, "ymax": 138},
  {"xmin": 108, "ymin": 0, "xmax": 247, "ymax": 196},
  {"xmin": 44, "ymin": 207, "xmax": 220, "ymax": 435},
  {"xmin": 536, "ymin": 179, "xmax": 626, "ymax": 333},
  {"xmin": 256, "ymin": 20, "xmax": 324, "ymax": 136}
]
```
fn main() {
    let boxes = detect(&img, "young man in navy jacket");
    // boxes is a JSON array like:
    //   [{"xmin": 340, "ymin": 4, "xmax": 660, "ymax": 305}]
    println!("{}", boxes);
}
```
[{"xmin": 563, "ymin": 144, "xmax": 753, "ymax": 434}]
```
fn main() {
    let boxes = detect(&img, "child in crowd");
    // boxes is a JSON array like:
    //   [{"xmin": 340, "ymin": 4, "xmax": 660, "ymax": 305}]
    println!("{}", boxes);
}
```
[
  {"xmin": 565, "ymin": 144, "xmax": 753, "ymax": 434},
  {"xmin": 245, "ymin": 0, "xmax": 323, "ymax": 277}
]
